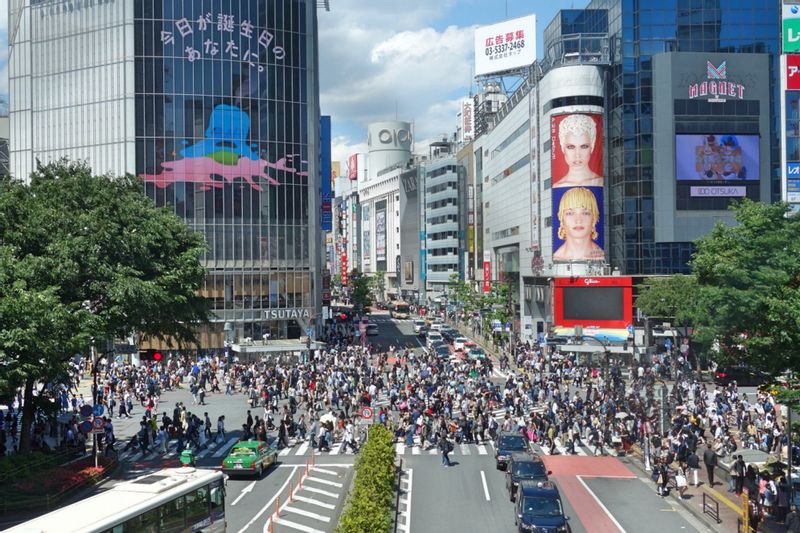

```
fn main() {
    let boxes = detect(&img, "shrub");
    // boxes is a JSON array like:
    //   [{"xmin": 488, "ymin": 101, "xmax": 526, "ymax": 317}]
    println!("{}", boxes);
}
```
[{"xmin": 337, "ymin": 424, "xmax": 396, "ymax": 533}]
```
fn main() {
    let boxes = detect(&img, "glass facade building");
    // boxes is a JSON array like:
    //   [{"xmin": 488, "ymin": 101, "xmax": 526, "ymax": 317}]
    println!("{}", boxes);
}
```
[
  {"xmin": 585, "ymin": 0, "xmax": 780, "ymax": 274},
  {"xmin": 9, "ymin": 0, "xmax": 322, "ymax": 348}
]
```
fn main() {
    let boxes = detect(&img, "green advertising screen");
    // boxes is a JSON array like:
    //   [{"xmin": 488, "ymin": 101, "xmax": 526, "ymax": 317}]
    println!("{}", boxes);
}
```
[{"xmin": 784, "ymin": 19, "xmax": 800, "ymax": 52}]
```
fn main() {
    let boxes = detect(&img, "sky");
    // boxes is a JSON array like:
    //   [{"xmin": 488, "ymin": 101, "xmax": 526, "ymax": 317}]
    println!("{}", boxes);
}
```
[{"xmin": 0, "ymin": 0, "xmax": 563, "ymax": 153}]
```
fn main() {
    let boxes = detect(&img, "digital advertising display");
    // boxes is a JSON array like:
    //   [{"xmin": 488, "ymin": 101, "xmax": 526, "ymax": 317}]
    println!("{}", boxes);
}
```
[
  {"xmin": 552, "ymin": 276, "xmax": 632, "ymax": 331},
  {"xmin": 550, "ymin": 113, "xmax": 605, "ymax": 262},
  {"xmin": 675, "ymin": 134, "xmax": 760, "ymax": 182}
]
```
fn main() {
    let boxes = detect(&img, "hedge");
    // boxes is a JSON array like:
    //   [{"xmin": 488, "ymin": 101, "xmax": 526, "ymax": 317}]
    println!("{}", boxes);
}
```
[{"xmin": 336, "ymin": 424, "xmax": 396, "ymax": 533}]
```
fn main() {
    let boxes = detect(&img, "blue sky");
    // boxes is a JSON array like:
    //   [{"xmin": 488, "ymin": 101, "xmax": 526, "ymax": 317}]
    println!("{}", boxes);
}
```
[{"xmin": 0, "ymin": 0, "xmax": 565, "ymax": 155}]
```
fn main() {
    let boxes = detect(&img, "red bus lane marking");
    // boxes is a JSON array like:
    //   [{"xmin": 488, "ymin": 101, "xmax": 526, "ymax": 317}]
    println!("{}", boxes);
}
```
[{"xmin": 541, "ymin": 456, "xmax": 635, "ymax": 533}]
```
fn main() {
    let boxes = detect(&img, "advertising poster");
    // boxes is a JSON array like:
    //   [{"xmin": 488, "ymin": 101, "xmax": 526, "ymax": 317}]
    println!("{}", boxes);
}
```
[
  {"xmin": 375, "ymin": 209, "xmax": 386, "ymax": 262},
  {"xmin": 474, "ymin": 14, "xmax": 537, "ymax": 76},
  {"xmin": 675, "ymin": 134, "xmax": 760, "ymax": 182},
  {"xmin": 550, "ymin": 113, "xmax": 605, "ymax": 262},
  {"xmin": 363, "ymin": 230, "xmax": 371, "ymax": 263}
]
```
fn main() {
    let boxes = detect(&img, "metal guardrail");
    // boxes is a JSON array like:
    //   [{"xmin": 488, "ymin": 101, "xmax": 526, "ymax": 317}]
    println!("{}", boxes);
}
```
[{"xmin": 703, "ymin": 492, "xmax": 722, "ymax": 524}]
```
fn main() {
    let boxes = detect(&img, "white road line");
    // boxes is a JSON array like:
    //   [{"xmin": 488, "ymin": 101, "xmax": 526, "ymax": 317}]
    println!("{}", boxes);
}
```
[
  {"xmin": 239, "ymin": 465, "xmax": 297, "ymax": 533},
  {"xmin": 293, "ymin": 495, "xmax": 336, "ymax": 509},
  {"xmin": 302, "ymin": 486, "xmax": 339, "ymax": 498},
  {"xmin": 230, "ymin": 480, "xmax": 256, "ymax": 506},
  {"xmin": 212, "ymin": 437, "xmax": 239, "ymax": 458},
  {"xmin": 396, "ymin": 442, "xmax": 405, "ymax": 455},
  {"xmin": 311, "ymin": 466, "xmax": 338, "ymax": 476},
  {"xmin": 460, "ymin": 443, "xmax": 471, "ymax": 455},
  {"xmin": 476, "ymin": 444, "xmax": 488, "ymax": 455},
  {"xmin": 295, "ymin": 441, "xmax": 309, "ymax": 455},
  {"xmin": 271, "ymin": 517, "xmax": 325, "ymax": 533},
  {"xmin": 428, "ymin": 447, "xmax": 438, "ymax": 455},
  {"xmin": 576, "ymin": 475, "xmax": 627, "ymax": 533},
  {"xmin": 306, "ymin": 476, "xmax": 343, "ymax": 488},
  {"xmin": 480, "ymin": 470, "xmax": 491, "ymax": 501},
  {"xmin": 412, "ymin": 444, "xmax": 420, "ymax": 455},
  {"xmin": 278, "ymin": 463, "xmax": 353, "ymax": 468},
  {"xmin": 279, "ymin": 446, "xmax": 293, "ymax": 457},
  {"xmin": 282, "ymin": 505, "xmax": 331, "ymax": 522},
  {"xmin": 403, "ymin": 469, "xmax": 414, "ymax": 533},
  {"xmin": 144, "ymin": 451, "xmax": 159, "ymax": 461},
  {"xmin": 328, "ymin": 442, "xmax": 343, "ymax": 455}
]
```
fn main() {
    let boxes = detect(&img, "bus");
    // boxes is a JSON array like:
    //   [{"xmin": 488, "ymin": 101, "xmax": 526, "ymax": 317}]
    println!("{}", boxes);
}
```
[
  {"xmin": 389, "ymin": 301, "xmax": 410, "ymax": 319},
  {"xmin": 6, "ymin": 467, "xmax": 225, "ymax": 533}
]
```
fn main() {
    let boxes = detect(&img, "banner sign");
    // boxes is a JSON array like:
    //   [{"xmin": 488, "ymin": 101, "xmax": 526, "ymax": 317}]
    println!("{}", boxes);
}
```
[{"xmin": 474, "ymin": 14, "xmax": 536, "ymax": 77}]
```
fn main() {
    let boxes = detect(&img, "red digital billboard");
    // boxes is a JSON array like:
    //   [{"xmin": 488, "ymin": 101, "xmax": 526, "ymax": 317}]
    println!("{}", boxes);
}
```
[{"xmin": 552, "ymin": 276, "xmax": 632, "ymax": 330}]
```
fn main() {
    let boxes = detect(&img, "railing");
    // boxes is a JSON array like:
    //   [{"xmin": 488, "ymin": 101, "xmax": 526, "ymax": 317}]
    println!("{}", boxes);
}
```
[{"xmin": 702, "ymin": 492, "xmax": 722, "ymax": 524}]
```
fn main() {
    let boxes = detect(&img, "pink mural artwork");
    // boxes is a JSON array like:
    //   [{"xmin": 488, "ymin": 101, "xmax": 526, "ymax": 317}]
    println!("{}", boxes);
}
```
[{"xmin": 141, "ymin": 156, "xmax": 289, "ymax": 192}]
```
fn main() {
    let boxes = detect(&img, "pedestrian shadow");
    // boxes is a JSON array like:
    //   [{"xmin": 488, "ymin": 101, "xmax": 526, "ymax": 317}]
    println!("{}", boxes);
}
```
[{"xmin": 448, "ymin": 461, "xmax": 460, "ymax": 467}]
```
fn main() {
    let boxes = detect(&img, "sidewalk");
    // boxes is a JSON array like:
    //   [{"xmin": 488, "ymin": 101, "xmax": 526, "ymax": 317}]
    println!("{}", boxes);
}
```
[{"xmin": 627, "ymin": 446, "xmax": 787, "ymax": 532}]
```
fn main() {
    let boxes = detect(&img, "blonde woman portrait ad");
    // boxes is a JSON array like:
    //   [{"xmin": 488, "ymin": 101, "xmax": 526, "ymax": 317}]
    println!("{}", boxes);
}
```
[{"xmin": 552, "ymin": 186, "xmax": 604, "ymax": 262}]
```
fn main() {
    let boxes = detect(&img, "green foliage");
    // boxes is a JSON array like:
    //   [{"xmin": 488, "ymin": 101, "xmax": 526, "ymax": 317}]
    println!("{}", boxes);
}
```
[
  {"xmin": 371, "ymin": 270, "xmax": 386, "ymax": 300},
  {"xmin": 0, "ymin": 160, "xmax": 210, "ymax": 452},
  {"xmin": 635, "ymin": 275, "xmax": 701, "ymax": 326},
  {"xmin": 337, "ymin": 424, "xmax": 396, "ymax": 533},
  {"xmin": 687, "ymin": 200, "xmax": 800, "ymax": 374},
  {"xmin": 348, "ymin": 269, "xmax": 373, "ymax": 314}
]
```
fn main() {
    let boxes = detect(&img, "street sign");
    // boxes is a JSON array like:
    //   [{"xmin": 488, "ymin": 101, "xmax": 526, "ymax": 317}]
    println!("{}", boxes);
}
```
[
  {"xmin": 93, "ymin": 404, "xmax": 104, "ymax": 417},
  {"xmin": 627, "ymin": 325, "xmax": 634, "ymax": 334},
  {"xmin": 361, "ymin": 407, "xmax": 373, "ymax": 420},
  {"xmin": 92, "ymin": 416, "xmax": 105, "ymax": 433},
  {"xmin": 665, "ymin": 338, "xmax": 673, "ymax": 350},
  {"xmin": 305, "ymin": 327, "xmax": 314, "ymax": 337},
  {"xmin": 79, "ymin": 404, "xmax": 93, "ymax": 418},
  {"xmin": 79, "ymin": 420, "xmax": 93, "ymax": 434}
]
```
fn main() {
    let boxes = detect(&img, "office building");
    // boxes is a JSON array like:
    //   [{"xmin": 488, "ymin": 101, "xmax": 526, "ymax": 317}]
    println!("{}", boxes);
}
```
[{"xmin": 8, "ymin": 0, "xmax": 324, "ymax": 348}]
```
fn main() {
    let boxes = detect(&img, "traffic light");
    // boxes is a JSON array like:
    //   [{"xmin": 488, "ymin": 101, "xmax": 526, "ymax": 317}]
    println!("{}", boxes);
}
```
[{"xmin": 139, "ymin": 349, "xmax": 163, "ymax": 362}]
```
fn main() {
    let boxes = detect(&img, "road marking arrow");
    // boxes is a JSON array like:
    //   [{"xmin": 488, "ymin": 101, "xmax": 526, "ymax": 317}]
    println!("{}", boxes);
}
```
[{"xmin": 231, "ymin": 480, "xmax": 256, "ymax": 506}]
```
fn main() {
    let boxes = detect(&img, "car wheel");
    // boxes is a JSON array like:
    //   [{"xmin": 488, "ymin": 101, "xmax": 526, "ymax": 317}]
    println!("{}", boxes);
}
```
[{"xmin": 256, "ymin": 464, "xmax": 263, "ymax": 477}]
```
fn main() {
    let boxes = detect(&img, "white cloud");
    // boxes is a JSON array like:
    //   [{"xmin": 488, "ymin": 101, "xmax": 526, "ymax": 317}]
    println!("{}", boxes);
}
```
[{"xmin": 319, "ymin": 1, "xmax": 474, "ymax": 156}]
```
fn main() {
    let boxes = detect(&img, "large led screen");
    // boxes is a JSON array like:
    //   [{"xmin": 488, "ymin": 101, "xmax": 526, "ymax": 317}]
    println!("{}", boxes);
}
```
[
  {"xmin": 675, "ymin": 134, "xmax": 760, "ymax": 182},
  {"xmin": 562, "ymin": 287, "xmax": 624, "ymax": 321},
  {"xmin": 550, "ymin": 113, "xmax": 604, "ymax": 262}
]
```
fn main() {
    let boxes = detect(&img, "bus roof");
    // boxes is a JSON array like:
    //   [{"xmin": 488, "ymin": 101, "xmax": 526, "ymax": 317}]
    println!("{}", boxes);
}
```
[{"xmin": 6, "ymin": 467, "xmax": 223, "ymax": 533}]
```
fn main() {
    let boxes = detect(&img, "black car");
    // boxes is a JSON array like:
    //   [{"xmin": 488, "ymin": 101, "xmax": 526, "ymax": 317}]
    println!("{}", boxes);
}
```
[
  {"xmin": 440, "ymin": 328, "xmax": 458, "ymax": 343},
  {"xmin": 515, "ymin": 480, "xmax": 570, "ymax": 533},
  {"xmin": 506, "ymin": 453, "xmax": 551, "ymax": 502},
  {"xmin": 434, "ymin": 345, "xmax": 451, "ymax": 358},
  {"xmin": 495, "ymin": 432, "xmax": 531, "ymax": 470},
  {"xmin": 417, "ymin": 325, "xmax": 429, "ymax": 338},
  {"xmin": 714, "ymin": 366, "xmax": 769, "ymax": 387}
]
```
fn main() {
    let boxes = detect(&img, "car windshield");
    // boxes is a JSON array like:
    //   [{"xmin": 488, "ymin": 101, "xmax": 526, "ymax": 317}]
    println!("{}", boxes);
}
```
[
  {"xmin": 522, "ymin": 496, "xmax": 563, "ymax": 517},
  {"xmin": 436, "ymin": 346, "xmax": 450, "ymax": 354},
  {"xmin": 514, "ymin": 461, "xmax": 546, "ymax": 477},
  {"xmin": 230, "ymin": 448, "xmax": 256, "ymax": 457},
  {"xmin": 499, "ymin": 436, "xmax": 527, "ymax": 449}
]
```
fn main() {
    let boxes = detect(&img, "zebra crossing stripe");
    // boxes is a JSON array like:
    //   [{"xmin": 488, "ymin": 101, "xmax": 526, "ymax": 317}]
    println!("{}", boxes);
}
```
[
  {"xmin": 212, "ymin": 437, "xmax": 239, "ymax": 458},
  {"xmin": 477, "ymin": 444, "xmax": 488, "ymax": 455},
  {"xmin": 395, "ymin": 443, "xmax": 405, "ymax": 455},
  {"xmin": 295, "ymin": 441, "xmax": 309, "ymax": 455},
  {"xmin": 328, "ymin": 442, "xmax": 343, "ymax": 455},
  {"xmin": 459, "ymin": 443, "xmax": 471, "ymax": 455},
  {"xmin": 279, "ymin": 446, "xmax": 293, "ymax": 457}
]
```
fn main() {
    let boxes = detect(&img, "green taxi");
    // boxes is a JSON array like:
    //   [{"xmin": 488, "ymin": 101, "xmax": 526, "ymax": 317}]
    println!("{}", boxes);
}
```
[{"xmin": 221, "ymin": 440, "xmax": 277, "ymax": 478}]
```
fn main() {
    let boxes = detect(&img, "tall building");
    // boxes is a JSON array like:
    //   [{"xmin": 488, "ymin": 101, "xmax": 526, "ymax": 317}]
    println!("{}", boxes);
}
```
[
  {"xmin": 8, "ymin": 1, "xmax": 323, "ymax": 348},
  {"xmin": 474, "ymin": 3, "xmax": 778, "ymax": 341},
  {"xmin": 583, "ymin": 0, "xmax": 779, "ymax": 274}
]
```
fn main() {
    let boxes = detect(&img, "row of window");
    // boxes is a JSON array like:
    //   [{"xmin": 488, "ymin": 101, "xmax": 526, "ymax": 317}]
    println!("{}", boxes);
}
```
[
  {"xmin": 427, "ymin": 165, "xmax": 457, "ymax": 178},
  {"xmin": 490, "ymin": 155, "xmax": 530, "ymax": 185},
  {"xmin": 490, "ymin": 119, "xmax": 529, "ymax": 158}
]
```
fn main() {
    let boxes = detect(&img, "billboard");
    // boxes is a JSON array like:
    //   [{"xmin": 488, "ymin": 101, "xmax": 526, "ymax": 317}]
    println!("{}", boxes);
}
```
[
  {"xmin": 320, "ymin": 116, "xmax": 332, "ymax": 231},
  {"xmin": 784, "ymin": 2, "xmax": 800, "ymax": 53},
  {"xmin": 550, "ymin": 113, "xmax": 604, "ymax": 262},
  {"xmin": 675, "ymin": 134, "xmax": 760, "ymax": 182},
  {"xmin": 788, "ymin": 54, "xmax": 800, "ymax": 90},
  {"xmin": 375, "ymin": 208, "xmax": 386, "ymax": 262},
  {"xmin": 474, "ymin": 15, "xmax": 536, "ymax": 77},
  {"xmin": 552, "ymin": 276, "xmax": 633, "ymax": 331},
  {"xmin": 347, "ymin": 154, "xmax": 358, "ymax": 180},
  {"xmin": 461, "ymin": 98, "xmax": 475, "ymax": 142}
]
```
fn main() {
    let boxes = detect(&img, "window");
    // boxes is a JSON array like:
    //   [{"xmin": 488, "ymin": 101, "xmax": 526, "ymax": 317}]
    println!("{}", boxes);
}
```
[
  {"xmin": 185, "ymin": 487, "xmax": 210, "ymax": 527},
  {"xmin": 160, "ymin": 496, "xmax": 186, "ymax": 533}
]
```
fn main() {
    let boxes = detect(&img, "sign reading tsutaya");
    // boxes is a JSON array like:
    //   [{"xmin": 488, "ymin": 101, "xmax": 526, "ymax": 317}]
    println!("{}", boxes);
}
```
[
  {"xmin": 461, "ymin": 98, "xmax": 475, "ymax": 142},
  {"xmin": 474, "ymin": 15, "xmax": 536, "ymax": 77},
  {"xmin": 688, "ymin": 61, "xmax": 745, "ymax": 102},
  {"xmin": 264, "ymin": 308, "xmax": 311, "ymax": 320}
]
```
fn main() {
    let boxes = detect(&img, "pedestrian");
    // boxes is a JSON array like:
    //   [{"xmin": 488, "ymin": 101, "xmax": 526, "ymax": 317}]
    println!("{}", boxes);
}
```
[
  {"xmin": 216, "ymin": 415, "xmax": 225, "ymax": 443},
  {"xmin": 675, "ymin": 462, "xmax": 688, "ymax": 498},
  {"xmin": 787, "ymin": 504, "xmax": 800, "ymax": 532},
  {"xmin": 733, "ymin": 455, "xmax": 746, "ymax": 495},
  {"xmin": 439, "ymin": 431, "xmax": 452, "ymax": 467},
  {"xmin": 703, "ymin": 441, "xmax": 730, "ymax": 486},
  {"xmin": 686, "ymin": 449, "xmax": 700, "ymax": 487}
]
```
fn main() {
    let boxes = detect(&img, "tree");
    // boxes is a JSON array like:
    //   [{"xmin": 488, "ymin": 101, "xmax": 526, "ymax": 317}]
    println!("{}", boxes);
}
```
[
  {"xmin": 0, "ymin": 160, "xmax": 210, "ymax": 453},
  {"xmin": 688, "ymin": 200, "xmax": 800, "ymax": 375},
  {"xmin": 635, "ymin": 274, "xmax": 704, "ymax": 368},
  {"xmin": 348, "ymin": 269, "xmax": 373, "ymax": 315},
  {"xmin": 370, "ymin": 270, "xmax": 386, "ymax": 302}
]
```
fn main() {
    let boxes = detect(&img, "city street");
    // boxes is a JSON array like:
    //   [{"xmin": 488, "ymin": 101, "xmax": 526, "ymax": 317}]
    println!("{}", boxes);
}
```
[{"xmin": 83, "ymin": 312, "xmax": 709, "ymax": 533}]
